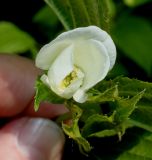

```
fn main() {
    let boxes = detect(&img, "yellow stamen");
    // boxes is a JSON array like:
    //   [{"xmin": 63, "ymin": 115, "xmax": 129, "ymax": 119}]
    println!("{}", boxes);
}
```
[{"xmin": 60, "ymin": 66, "xmax": 81, "ymax": 89}]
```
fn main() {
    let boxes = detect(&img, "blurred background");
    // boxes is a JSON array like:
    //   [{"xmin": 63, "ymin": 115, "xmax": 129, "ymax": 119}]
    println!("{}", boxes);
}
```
[{"xmin": 0, "ymin": 0, "xmax": 152, "ymax": 80}]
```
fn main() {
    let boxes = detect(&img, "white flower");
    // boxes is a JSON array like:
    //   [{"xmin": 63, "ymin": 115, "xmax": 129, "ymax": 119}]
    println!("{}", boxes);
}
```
[{"xmin": 35, "ymin": 26, "xmax": 116, "ymax": 103}]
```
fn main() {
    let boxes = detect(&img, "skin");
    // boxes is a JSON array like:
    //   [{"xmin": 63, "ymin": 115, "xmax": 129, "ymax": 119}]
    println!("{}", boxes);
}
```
[{"xmin": 0, "ymin": 54, "xmax": 68, "ymax": 160}]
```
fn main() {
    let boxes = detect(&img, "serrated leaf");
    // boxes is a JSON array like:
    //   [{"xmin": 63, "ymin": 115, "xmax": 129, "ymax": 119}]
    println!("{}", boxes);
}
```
[
  {"xmin": 82, "ymin": 114, "xmax": 116, "ymax": 138},
  {"xmin": 87, "ymin": 85, "xmax": 118, "ymax": 103},
  {"xmin": 96, "ymin": 77, "xmax": 152, "ymax": 132},
  {"xmin": 114, "ymin": 90, "xmax": 145, "ymax": 123},
  {"xmin": 62, "ymin": 105, "xmax": 92, "ymax": 154},
  {"xmin": 34, "ymin": 78, "xmax": 64, "ymax": 111},
  {"xmin": 0, "ymin": 21, "xmax": 37, "ymax": 55},
  {"xmin": 44, "ymin": 0, "xmax": 110, "ymax": 31}
]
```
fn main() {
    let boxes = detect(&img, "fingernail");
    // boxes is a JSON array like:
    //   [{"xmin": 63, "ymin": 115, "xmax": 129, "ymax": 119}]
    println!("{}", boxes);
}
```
[{"xmin": 17, "ymin": 118, "xmax": 65, "ymax": 160}]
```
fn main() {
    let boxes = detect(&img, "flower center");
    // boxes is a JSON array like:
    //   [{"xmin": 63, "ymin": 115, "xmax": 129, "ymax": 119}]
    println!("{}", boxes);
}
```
[{"xmin": 60, "ymin": 66, "xmax": 84, "ymax": 89}]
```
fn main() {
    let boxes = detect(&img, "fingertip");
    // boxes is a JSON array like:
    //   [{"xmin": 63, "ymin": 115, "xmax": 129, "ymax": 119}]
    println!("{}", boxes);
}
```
[
  {"xmin": 0, "ymin": 117, "xmax": 65, "ymax": 160},
  {"xmin": 0, "ymin": 55, "xmax": 41, "ymax": 116}
]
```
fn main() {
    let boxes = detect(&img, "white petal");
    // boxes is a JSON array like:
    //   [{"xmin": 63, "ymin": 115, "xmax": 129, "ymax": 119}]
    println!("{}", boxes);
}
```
[
  {"xmin": 50, "ymin": 26, "xmax": 116, "ymax": 69},
  {"xmin": 40, "ymin": 74, "xmax": 50, "ymax": 87},
  {"xmin": 48, "ymin": 45, "xmax": 74, "ymax": 96},
  {"xmin": 53, "ymin": 26, "xmax": 107, "ymax": 42},
  {"xmin": 73, "ymin": 89, "xmax": 88, "ymax": 103},
  {"xmin": 102, "ymin": 35, "xmax": 116, "ymax": 70},
  {"xmin": 60, "ymin": 76, "xmax": 84, "ymax": 99},
  {"xmin": 35, "ymin": 41, "xmax": 71, "ymax": 70},
  {"xmin": 74, "ymin": 39, "xmax": 110, "ymax": 91}
]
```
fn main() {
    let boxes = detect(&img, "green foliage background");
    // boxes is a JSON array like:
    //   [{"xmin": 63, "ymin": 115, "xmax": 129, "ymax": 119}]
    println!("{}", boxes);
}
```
[{"xmin": 0, "ymin": 0, "xmax": 152, "ymax": 159}]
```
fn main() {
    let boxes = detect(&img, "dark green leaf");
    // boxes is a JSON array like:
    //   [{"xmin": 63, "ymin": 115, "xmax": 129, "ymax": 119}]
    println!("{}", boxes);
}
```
[
  {"xmin": 96, "ymin": 77, "xmax": 152, "ymax": 132},
  {"xmin": 112, "ymin": 15, "xmax": 152, "ymax": 75},
  {"xmin": 82, "ymin": 114, "xmax": 116, "ymax": 138},
  {"xmin": 33, "ymin": 5, "xmax": 60, "ymax": 40},
  {"xmin": 114, "ymin": 90, "xmax": 144, "ymax": 123},
  {"xmin": 79, "ymin": 103, "xmax": 102, "ymax": 123},
  {"xmin": 33, "ymin": 5, "xmax": 59, "ymax": 27},
  {"xmin": 44, "ymin": 0, "xmax": 111, "ymax": 31},
  {"xmin": 44, "ymin": 0, "xmax": 75, "ymax": 30},
  {"xmin": 117, "ymin": 132, "xmax": 152, "ymax": 159}
]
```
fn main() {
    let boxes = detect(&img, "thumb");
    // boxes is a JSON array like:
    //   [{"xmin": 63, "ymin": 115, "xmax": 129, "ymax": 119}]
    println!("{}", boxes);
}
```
[{"xmin": 0, "ymin": 117, "xmax": 65, "ymax": 160}]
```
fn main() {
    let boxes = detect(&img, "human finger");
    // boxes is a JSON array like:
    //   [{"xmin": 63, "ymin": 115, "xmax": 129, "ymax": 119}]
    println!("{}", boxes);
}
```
[
  {"xmin": 0, "ymin": 54, "xmax": 40, "ymax": 116},
  {"xmin": 0, "ymin": 117, "xmax": 65, "ymax": 160}
]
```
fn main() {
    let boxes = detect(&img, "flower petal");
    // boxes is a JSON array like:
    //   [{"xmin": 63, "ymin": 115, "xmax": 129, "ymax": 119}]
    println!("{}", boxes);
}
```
[
  {"xmin": 73, "ymin": 89, "xmax": 88, "ymax": 103},
  {"xmin": 40, "ymin": 74, "xmax": 50, "ymax": 87},
  {"xmin": 102, "ymin": 35, "xmax": 116, "ymax": 70},
  {"xmin": 50, "ymin": 26, "xmax": 116, "ymax": 70},
  {"xmin": 74, "ymin": 39, "xmax": 110, "ymax": 91},
  {"xmin": 35, "ymin": 41, "xmax": 71, "ymax": 70},
  {"xmin": 53, "ymin": 26, "xmax": 107, "ymax": 42},
  {"xmin": 60, "ymin": 75, "xmax": 84, "ymax": 99},
  {"xmin": 48, "ymin": 45, "xmax": 74, "ymax": 96}
]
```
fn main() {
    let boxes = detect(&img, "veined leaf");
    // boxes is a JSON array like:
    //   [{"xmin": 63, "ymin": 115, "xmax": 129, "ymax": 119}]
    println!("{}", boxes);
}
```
[
  {"xmin": 44, "ymin": 0, "xmax": 75, "ymax": 30},
  {"xmin": 96, "ymin": 77, "xmax": 152, "ymax": 132},
  {"xmin": 44, "ymin": 0, "xmax": 111, "ymax": 31},
  {"xmin": 0, "ymin": 21, "xmax": 37, "ymax": 55}
]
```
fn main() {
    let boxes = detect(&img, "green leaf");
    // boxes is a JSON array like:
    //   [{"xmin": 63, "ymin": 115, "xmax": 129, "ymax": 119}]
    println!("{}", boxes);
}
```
[
  {"xmin": 117, "ymin": 132, "xmax": 152, "ymax": 160},
  {"xmin": 79, "ymin": 103, "xmax": 102, "ymax": 123},
  {"xmin": 112, "ymin": 15, "xmax": 152, "ymax": 75},
  {"xmin": 123, "ymin": 0, "xmax": 152, "ymax": 7},
  {"xmin": 82, "ymin": 114, "xmax": 117, "ymax": 138},
  {"xmin": 87, "ymin": 85, "xmax": 118, "ymax": 103},
  {"xmin": 114, "ymin": 90, "xmax": 145, "ymax": 123},
  {"xmin": 96, "ymin": 77, "xmax": 152, "ymax": 132},
  {"xmin": 89, "ymin": 129, "xmax": 117, "ymax": 138},
  {"xmin": 0, "ymin": 21, "xmax": 37, "ymax": 55},
  {"xmin": 33, "ymin": 5, "xmax": 59, "ymax": 27},
  {"xmin": 33, "ymin": 5, "xmax": 60, "ymax": 40},
  {"xmin": 62, "ymin": 105, "xmax": 92, "ymax": 154},
  {"xmin": 44, "ymin": 0, "xmax": 74, "ymax": 30},
  {"xmin": 129, "ymin": 104, "xmax": 152, "ymax": 132},
  {"xmin": 44, "ymin": 0, "xmax": 111, "ymax": 31},
  {"xmin": 34, "ymin": 78, "xmax": 64, "ymax": 111}
]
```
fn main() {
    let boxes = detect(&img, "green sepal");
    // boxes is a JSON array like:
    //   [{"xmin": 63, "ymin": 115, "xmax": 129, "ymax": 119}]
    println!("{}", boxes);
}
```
[
  {"xmin": 34, "ymin": 77, "xmax": 64, "ymax": 111},
  {"xmin": 62, "ymin": 104, "xmax": 92, "ymax": 154}
]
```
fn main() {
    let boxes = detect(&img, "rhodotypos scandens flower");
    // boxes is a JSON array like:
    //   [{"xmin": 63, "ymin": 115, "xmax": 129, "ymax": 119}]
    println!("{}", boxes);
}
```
[{"xmin": 36, "ymin": 26, "xmax": 116, "ymax": 103}]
